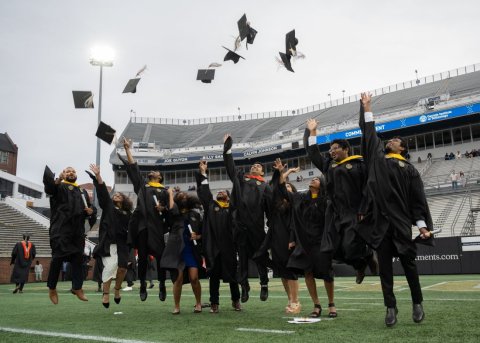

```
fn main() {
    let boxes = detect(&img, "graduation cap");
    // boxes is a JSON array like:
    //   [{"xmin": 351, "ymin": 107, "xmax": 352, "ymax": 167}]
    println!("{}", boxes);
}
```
[
  {"xmin": 285, "ymin": 29, "xmax": 298, "ymax": 56},
  {"xmin": 197, "ymin": 69, "xmax": 215, "ymax": 83},
  {"xmin": 123, "ymin": 78, "xmax": 141, "ymax": 94},
  {"xmin": 72, "ymin": 91, "xmax": 94, "ymax": 109},
  {"xmin": 223, "ymin": 46, "xmax": 245, "ymax": 64},
  {"xmin": 95, "ymin": 121, "xmax": 116, "ymax": 145},
  {"xmin": 279, "ymin": 52, "xmax": 294, "ymax": 72},
  {"xmin": 237, "ymin": 14, "xmax": 257, "ymax": 46}
]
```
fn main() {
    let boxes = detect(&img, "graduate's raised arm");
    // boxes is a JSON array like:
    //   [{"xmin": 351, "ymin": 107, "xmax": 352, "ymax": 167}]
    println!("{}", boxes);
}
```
[
  {"xmin": 304, "ymin": 119, "xmax": 328, "ymax": 173},
  {"xmin": 195, "ymin": 160, "xmax": 214, "ymax": 211},
  {"xmin": 222, "ymin": 133, "xmax": 237, "ymax": 182},
  {"xmin": 123, "ymin": 137, "xmax": 135, "ymax": 165}
]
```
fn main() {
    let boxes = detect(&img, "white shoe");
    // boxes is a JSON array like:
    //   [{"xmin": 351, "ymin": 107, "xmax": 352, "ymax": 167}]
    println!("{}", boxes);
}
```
[{"xmin": 122, "ymin": 286, "xmax": 133, "ymax": 291}]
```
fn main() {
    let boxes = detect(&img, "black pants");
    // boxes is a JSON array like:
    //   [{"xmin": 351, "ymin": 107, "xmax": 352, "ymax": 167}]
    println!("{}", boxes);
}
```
[
  {"xmin": 48, "ymin": 253, "xmax": 84, "ymax": 290},
  {"xmin": 15, "ymin": 283, "xmax": 25, "ymax": 291},
  {"xmin": 377, "ymin": 230, "xmax": 423, "ymax": 308},
  {"xmin": 237, "ymin": 244, "xmax": 268, "ymax": 287},
  {"xmin": 137, "ymin": 230, "xmax": 166, "ymax": 286},
  {"xmin": 209, "ymin": 258, "xmax": 240, "ymax": 304}
]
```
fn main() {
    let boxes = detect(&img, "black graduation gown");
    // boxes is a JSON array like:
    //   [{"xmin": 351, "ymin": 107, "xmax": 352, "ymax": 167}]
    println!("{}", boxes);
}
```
[
  {"xmin": 223, "ymin": 149, "xmax": 272, "ymax": 258},
  {"xmin": 10, "ymin": 241, "xmax": 36, "ymax": 284},
  {"xmin": 196, "ymin": 172, "xmax": 237, "ymax": 283},
  {"xmin": 286, "ymin": 184, "xmax": 333, "ymax": 279},
  {"xmin": 119, "ymin": 159, "xmax": 169, "ymax": 257},
  {"xmin": 90, "ymin": 178, "xmax": 130, "ymax": 267},
  {"xmin": 357, "ymin": 103, "xmax": 434, "ymax": 258},
  {"xmin": 304, "ymin": 129, "xmax": 370, "ymax": 263},
  {"xmin": 254, "ymin": 170, "xmax": 296, "ymax": 278},
  {"xmin": 43, "ymin": 168, "xmax": 96, "ymax": 258}
]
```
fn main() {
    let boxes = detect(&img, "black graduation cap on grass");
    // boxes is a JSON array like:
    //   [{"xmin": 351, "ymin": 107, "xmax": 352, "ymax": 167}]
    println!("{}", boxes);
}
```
[
  {"xmin": 279, "ymin": 52, "xmax": 294, "ymax": 73},
  {"xmin": 285, "ymin": 29, "xmax": 298, "ymax": 56},
  {"xmin": 72, "ymin": 91, "xmax": 94, "ymax": 108},
  {"xmin": 123, "ymin": 78, "xmax": 141, "ymax": 93},
  {"xmin": 237, "ymin": 14, "xmax": 257, "ymax": 46},
  {"xmin": 95, "ymin": 121, "xmax": 116, "ymax": 145},
  {"xmin": 197, "ymin": 69, "xmax": 215, "ymax": 83},
  {"xmin": 223, "ymin": 46, "xmax": 245, "ymax": 64}
]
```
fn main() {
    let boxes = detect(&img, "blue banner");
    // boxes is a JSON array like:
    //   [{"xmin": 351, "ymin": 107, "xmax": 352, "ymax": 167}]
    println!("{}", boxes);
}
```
[{"xmin": 316, "ymin": 103, "xmax": 480, "ymax": 144}]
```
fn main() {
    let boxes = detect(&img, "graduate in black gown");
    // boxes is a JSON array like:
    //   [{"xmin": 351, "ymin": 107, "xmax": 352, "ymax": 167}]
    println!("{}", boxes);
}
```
[
  {"xmin": 11, "ymin": 235, "xmax": 36, "ymax": 293},
  {"xmin": 163, "ymin": 191, "xmax": 204, "ymax": 314},
  {"xmin": 118, "ymin": 138, "xmax": 170, "ymax": 301},
  {"xmin": 196, "ymin": 160, "xmax": 241, "ymax": 313},
  {"xmin": 223, "ymin": 134, "xmax": 272, "ymax": 302},
  {"xmin": 357, "ymin": 92, "xmax": 433, "ymax": 327},
  {"xmin": 43, "ymin": 166, "xmax": 97, "ymax": 304},
  {"xmin": 87, "ymin": 164, "xmax": 132, "ymax": 308},
  {"xmin": 254, "ymin": 160, "xmax": 301, "ymax": 313},
  {"xmin": 305, "ymin": 119, "xmax": 377, "ymax": 283},
  {"xmin": 280, "ymin": 161, "xmax": 337, "ymax": 318}
]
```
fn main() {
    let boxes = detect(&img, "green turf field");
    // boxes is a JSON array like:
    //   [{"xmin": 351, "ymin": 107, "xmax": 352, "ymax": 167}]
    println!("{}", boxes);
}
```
[{"xmin": 1, "ymin": 275, "xmax": 479, "ymax": 343}]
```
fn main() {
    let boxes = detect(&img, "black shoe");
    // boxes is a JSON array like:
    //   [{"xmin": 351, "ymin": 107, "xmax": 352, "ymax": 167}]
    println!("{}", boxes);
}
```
[
  {"xmin": 159, "ymin": 284, "xmax": 166, "ymax": 302},
  {"xmin": 140, "ymin": 284, "xmax": 147, "ymax": 302},
  {"xmin": 260, "ymin": 285, "xmax": 268, "ymax": 301},
  {"xmin": 149, "ymin": 283, "xmax": 154, "ymax": 289},
  {"xmin": 412, "ymin": 303, "xmax": 425, "ymax": 323},
  {"xmin": 385, "ymin": 307, "xmax": 398, "ymax": 327},
  {"xmin": 241, "ymin": 284, "xmax": 250, "ymax": 303},
  {"xmin": 367, "ymin": 253, "xmax": 379, "ymax": 276},
  {"xmin": 355, "ymin": 268, "xmax": 366, "ymax": 284}
]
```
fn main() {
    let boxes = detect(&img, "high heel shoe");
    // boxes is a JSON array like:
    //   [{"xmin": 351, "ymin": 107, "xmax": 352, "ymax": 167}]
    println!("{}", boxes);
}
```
[
  {"xmin": 102, "ymin": 292, "xmax": 110, "ymax": 308},
  {"xmin": 328, "ymin": 302, "xmax": 338, "ymax": 318},
  {"xmin": 309, "ymin": 303, "xmax": 322, "ymax": 318},
  {"xmin": 114, "ymin": 287, "xmax": 121, "ymax": 304}
]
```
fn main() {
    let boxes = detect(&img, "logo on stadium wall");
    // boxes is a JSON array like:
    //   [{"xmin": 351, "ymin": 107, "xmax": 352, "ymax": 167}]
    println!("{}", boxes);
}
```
[{"xmin": 419, "ymin": 115, "xmax": 428, "ymax": 123}]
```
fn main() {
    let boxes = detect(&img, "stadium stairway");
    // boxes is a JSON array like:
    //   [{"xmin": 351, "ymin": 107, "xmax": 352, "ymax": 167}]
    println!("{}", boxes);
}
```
[{"xmin": 0, "ymin": 202, "xmax": 51, "ymax": 257}]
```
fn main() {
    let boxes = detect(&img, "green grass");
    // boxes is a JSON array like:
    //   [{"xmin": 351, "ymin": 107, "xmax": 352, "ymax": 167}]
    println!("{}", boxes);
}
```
[{"xmin": 1, "ymin": 275, "xmax": 480, "ymax": 343}]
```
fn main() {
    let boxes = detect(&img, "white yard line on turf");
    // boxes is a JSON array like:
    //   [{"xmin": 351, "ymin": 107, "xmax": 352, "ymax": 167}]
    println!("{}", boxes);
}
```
[
  {"xmin": 422, "ymin": 282, "xmax": 448, "ymax": 290},
  {"xmin": 236, "ymin": 328, "xmax": 294, "ymax": 334},
  {"xmin": 0, "ymin": 327, "xmax": 164, "ymax": 343}
]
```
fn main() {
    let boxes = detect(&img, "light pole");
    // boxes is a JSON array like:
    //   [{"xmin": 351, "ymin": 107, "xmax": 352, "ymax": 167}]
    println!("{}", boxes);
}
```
[
  {"xmin": 89, "ymin": 46, "xmax": 114, "ymax": 205},
  {"xmin": 328, "ymin": 93, "xmax": 332, "ymax": 106},
  {"xmin": 342, "ymin": 90, "xmax": 345, "ymax": 104}
]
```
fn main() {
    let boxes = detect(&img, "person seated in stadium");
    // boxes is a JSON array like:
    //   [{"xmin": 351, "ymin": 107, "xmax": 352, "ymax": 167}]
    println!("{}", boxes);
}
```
[
  {"xmin": 118, "ymin": 138, "xmax": 170, "ymax": 302},
  {"xmin": 304, "ymin": 119, "xmax": 378, "ymax": 285},
  {"xmin": 223, "ymin": 134, "xmax": 272, "ymax": 303},
  {"xmin": 86, "ymin": 164, "xmax": 132, "ymax": 309},
  {"xmin": 357, "ymin": 92, "xmax": 433, "ymax": 327},
  {"xmin": 195, "ymin": 160, "xmax": 241, "ymax": 313},
  {"xmin": 162, "ymin": 191, "xmax": 204, "ymax": 314},
  {"xmin": 43, "ymin": 166, "xmax": 97, "ymax": 304}
]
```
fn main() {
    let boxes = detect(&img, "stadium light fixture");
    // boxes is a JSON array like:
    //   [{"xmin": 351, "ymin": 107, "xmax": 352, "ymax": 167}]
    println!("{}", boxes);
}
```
[
  {"xmin": 342, "ymin": 90, "xmax": 345, "ymax": 104},
  {"xmin": 328, "ymin": 93, "xmax": 332, "ymax": 106},
  {"xmin": 89, "ymin": 45, "xmax": 114, "ymax": 205}
]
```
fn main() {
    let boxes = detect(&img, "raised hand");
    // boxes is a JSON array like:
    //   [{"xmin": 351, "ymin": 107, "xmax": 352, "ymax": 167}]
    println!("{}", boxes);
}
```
[
  {"xmin": 306, "ymin": 118, "xmax": 318, "ymax": 132},
  {"xmin": 89, "ymin": 164, "xmax": 100, "ymax": 177},
  {"xmin": 223, "ymin": 133, "xmax": 231, "ymax": 144},
  {"xmin": 361, "ymin": 92, "xmax": 372, "ymax": 112},
  {"xmin": 272, "ymin": 158, "xmax": 285, "ymax": 172},
  {"xmin": 122, "ymin": 137, "xmax": 131, "ymax": 150},
  {"xmin": 199, "ymin": 160, "xmax": 208, "ymax": 174},
  {"xmin": 287, "ymin": 167, "xmax": 301, "ymax": 174}
]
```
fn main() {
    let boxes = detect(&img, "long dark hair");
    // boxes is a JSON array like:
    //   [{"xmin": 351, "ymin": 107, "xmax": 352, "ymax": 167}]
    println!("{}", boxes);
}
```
[{"xmin": 115, "ymin": 192, "xmax": 133, "ymax": 212}]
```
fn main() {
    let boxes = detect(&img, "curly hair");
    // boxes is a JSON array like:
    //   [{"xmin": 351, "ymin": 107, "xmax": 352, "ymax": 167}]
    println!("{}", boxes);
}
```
[{"xmin": 115, "ymin": 192, "xmax": 133, "ymax": 212}]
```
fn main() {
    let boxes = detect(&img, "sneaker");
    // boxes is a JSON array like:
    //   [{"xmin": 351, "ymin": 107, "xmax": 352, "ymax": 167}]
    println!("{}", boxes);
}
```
[
  {"xmin": 210, "ymin": 304, "xmax": 219, "ymax": 314},
  {"xmin": 232, "ymin": 301, "xmax": 242, "ymax": 311},
  {"xmin": 122, "ymin": 286, "xmax": 133, "ymax": 291}
]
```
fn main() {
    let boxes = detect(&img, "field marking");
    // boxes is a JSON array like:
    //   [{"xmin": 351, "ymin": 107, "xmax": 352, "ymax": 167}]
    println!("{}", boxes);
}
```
[
  {"xmin": 422, "ymin": 282, "xmax": 448, "ymax": 290},
  {"xmin": 0, "ymin": 327, "xmax": 164, "ymax": 343},
  {"xmin": 236, "ymin": 328, "xmax": 294, "ymax": 334}
]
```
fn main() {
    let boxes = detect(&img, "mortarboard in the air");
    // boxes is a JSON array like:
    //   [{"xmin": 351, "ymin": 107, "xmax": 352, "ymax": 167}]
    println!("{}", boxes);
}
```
[
  {"xmin": 95, "ymin": 121, "xmax": 116, "ymax": 145},
  {"xmin": 279, "ymin": 52, "xmax": 294, "ymax": 72},
  {"xmin": 285, "ymin": 29, "xmax": 298, "ymax": 56},
  {"xmin": 237, "ymin": 14, "xmax": 257, "ymax": 45},
  {"xmin": 123, "ymin": 78, "xmax": 141, "ymax": 94},
  {"xmin": 223, "ymin": 46, "xmax": 245, "ymax": 64},
  {"xmin": 72, "ymin": 91, "xmax": 94, "ymax": 109},
  {"xmin": 197, "ymin": 69, "xmax": 215, "ymax": 83}
]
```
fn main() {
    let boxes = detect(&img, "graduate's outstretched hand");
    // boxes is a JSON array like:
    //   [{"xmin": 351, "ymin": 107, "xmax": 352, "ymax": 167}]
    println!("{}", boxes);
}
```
[
  {"xmin": 272, "ymin": 158, "xmax": 285, "ymax": 172},
  {"xmin": 361, "ymin": 92, "xmax": 372, "ymax": 112},
  {"xmin": 122, "ymin": 137, "xmax": 131, "ymax": 150},
  {"xmin": 199, "ymin": 160, "xmax": 208, "ymax": 174},
  {"xmin": 418, "ymin": 227, "xmax": 431, "ymax": 239},
  {"xmin": 89, "ymin": 164, "xmax": 100, "ymax": 177},
  {"xmin": 306, "ymin": 118, "xmax": 318, "ymax": 132}
]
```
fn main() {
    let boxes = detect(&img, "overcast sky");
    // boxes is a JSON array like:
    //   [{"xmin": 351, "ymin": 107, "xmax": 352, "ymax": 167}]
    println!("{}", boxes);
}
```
[{"xmin": 2, "ymin": 0, "xmax": 480, "ymax": 186}]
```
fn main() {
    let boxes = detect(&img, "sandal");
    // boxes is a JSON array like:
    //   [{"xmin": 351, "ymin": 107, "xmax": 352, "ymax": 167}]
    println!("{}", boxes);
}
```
[
  {"xmin": 102, "ymin": 292, "xmax": 110, "ymax": 309},
  {"xmin": 286, "ymin": 302, "xmax": 302, "ymax": 314},
  {"xmin": 193, "ymin": 304, "xmax": 202, "ymax": 313},
  {"xmin": 328, "ymin": 302, "xmax": 337, "ymax": 318},
  {"xmin": 309, "ymin": 303, "xmax": 322, "ymax": 318},
  {"xmin": 114, "ymin": 287, "xmax": 121, "ymax": 304},
  {"xmin": 172, "ymin": 308, "xmax": 181, "ymax": 315}
]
